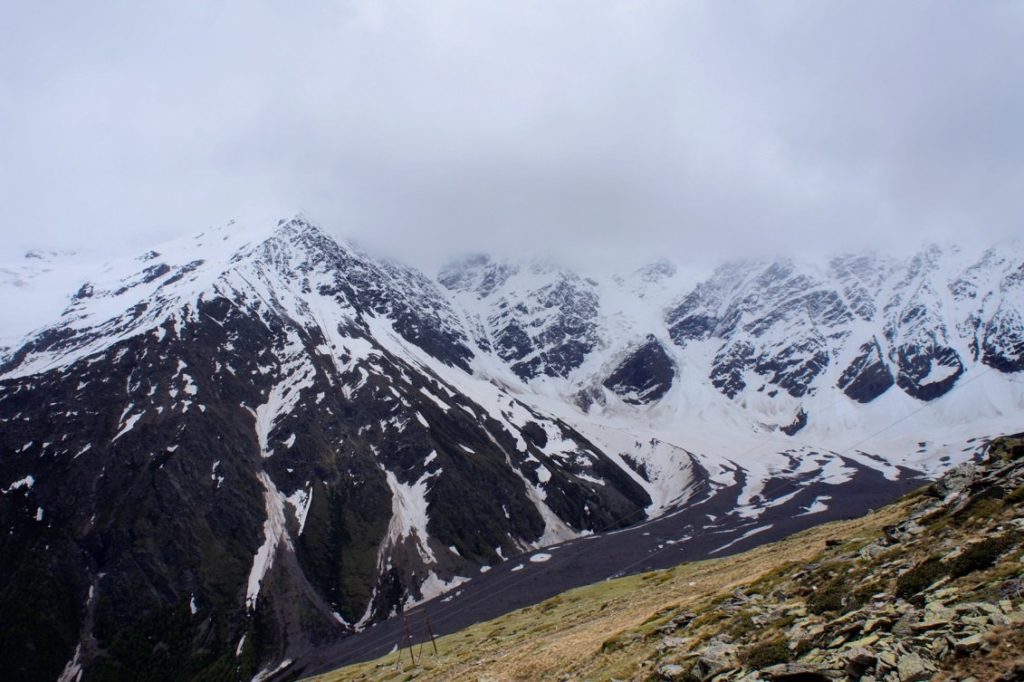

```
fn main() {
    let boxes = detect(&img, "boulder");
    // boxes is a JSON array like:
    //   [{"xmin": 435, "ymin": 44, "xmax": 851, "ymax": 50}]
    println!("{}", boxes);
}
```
[{"xmin": 896, "ymin": 652, "xmax": 932, "ymax": 681}]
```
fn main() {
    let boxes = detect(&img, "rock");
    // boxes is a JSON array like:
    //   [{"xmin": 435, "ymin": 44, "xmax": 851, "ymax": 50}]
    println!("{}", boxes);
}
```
[
  {"xmin": 657, "ymin": 663, "xmax": 687, "ymax": 680},
  {"xmin": 877, "ymin": 650, "xmax": 898, "ymax": 670},
  {"xmin": 903, "ymin": 521, "xmax": 925, "ymax": 536},
  {"xmin": 955, "ymin": 633, "xmax": 985, "ymax": 653},
  {"xmin": 842, "ymin": 647, "xmax": 876, "ymax": 678},
  {"xmin": 892, "ymin": 612, "xmax": 917, "ymax": 636},
  {"xmin": 930, "ymin": 463, "xmax": 976, "ymax": 499},
  {"xmin": 860, "ymin": 542, "xmax": 887, "ymax": 560},
  {"xmin": 657, "ymin": 612, "xmax": 696, "ymax": 633},
  {"xmin": 736, "ymin": 673, "xmax": 765, "ymax": 682},
  {"xmin": 911, "ymin": 613, "xmax": 951, "ymax": 631},
  {"xmin": 896, "ymin": 652, "xmax": 932, "ymax": 681},
  {"xmin": 659, "ymin": 636, "xmax": 691, "ymax": 651},
  {"xmin": 860, "ymin": 617, "xmax": 881, "ymax": 633},
  {"xmin": 988, "ymin": 612, "xmax": 1008, "ymax": 626},
  {"xmin": 691, "ymin": 642, "xmax": 736, "ymax": 680},
  {"xmin": 929, "ymin": 637, "xmax": 949, "ymax": 659},
  {"xmin": 847, "ymin": 633, "xmax": 880, "ymax": 648},
  {"xmin": 760, "ymin": 662, "xmax": 839, "ymax": 681}
]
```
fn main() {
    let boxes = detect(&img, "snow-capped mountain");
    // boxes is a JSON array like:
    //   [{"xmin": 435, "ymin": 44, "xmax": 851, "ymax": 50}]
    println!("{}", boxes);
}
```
[
  {"xmin": 1, "ymin": 216, "xmax": 1021, "ymax": 679},
  {"xmin": 438, "ymin": 244, "xmax": 1023, "ymax": 449}
]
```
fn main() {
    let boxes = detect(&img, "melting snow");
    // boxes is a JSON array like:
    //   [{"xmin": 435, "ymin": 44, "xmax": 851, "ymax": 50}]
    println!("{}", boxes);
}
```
[
  {"xmin": 248, "ymin": 332, "xmax": 316, "ymax": 458},
  {"xmin": 383, "ymin": 469, "xmax": 437, "ymax": 564},
  {"xmin": 211, "ymin": 460, "xmax": 224, "ymax": 488},
  {"xmin": 245, "ymin": 472, "xmax": 292, "ymax": 609},
  {"xmin": 252, "ymin": 659, "xmax": 293, "ymax": 682},
  {"xmin": 529, "ymin": 552, "xmax": 552, "ymax": 563},
  {"xmin": 112, "ymin": 410, "xmax": 143, "ymax": 442},
  {"xmin": 709, "ymin": 524, "xmax": 774, "ymax": 555},
  {"xmin": 284, "ymin": 487, "xmax": 313, "ymax": 535},
  {"xmin": 418, "ymin": 387, "xmax": 451, "ymax": 411},
  {"xmin": 415, "ymin": 573, "xmax": 470, "ymax": 604},
  {"xmin": 920, "ymin": 361, "xmax": 959, "ymax": 386},
  {"xmin": 798, "ymin": 495, "xmax": 832, "ymax": 516},
  {"xmin": 57, "ymin": 644, "xmax": 83, "ymax": 682},
  {"xmin": 2, "ymin": 475, "xmax": 34, "ymax": 493}
]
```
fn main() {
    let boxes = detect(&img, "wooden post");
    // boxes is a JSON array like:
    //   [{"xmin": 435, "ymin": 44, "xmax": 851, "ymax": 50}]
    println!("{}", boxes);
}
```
[
  {"xmin": 393, "ymin": 636, "xmax": 404, "ymax": 672},
  {"xmin": 424, "ymin": 614, "xmax": 439, "ymax": 655},
  {"xmin": 402, "ymin": 613, "xmax": 417, "ymax": 664}
]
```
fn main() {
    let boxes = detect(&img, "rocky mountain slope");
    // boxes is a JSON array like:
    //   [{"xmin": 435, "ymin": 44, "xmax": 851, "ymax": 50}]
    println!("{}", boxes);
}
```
[
  {"xmin": 321, "ymin": 434, "xmax": 1024, "ymax": 682},
  {"xmin": 0, "ymin": 216, "xmax": 1021, "ymax": 679},
  {"xmin": 0, "ymin": 219, "xmax": 650, "ymax": 680}
]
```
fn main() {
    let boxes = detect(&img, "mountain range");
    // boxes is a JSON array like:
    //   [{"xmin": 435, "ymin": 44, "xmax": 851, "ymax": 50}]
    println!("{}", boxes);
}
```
[{"xmin": 0, "ymin": 216, "xmax": 1021, "ymax": 680}]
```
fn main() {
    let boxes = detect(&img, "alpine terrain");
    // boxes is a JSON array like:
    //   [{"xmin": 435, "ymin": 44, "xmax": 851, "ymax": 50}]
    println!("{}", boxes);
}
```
[{"xmin": 0, "ymin": 216, "xmax": 1021, "ymax": 680}]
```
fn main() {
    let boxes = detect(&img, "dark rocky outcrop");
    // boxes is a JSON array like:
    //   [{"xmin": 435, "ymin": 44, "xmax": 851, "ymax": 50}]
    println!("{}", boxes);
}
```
[{"xmin": 603, "ymin": 337, "xmax": 675, "ymax": 405}]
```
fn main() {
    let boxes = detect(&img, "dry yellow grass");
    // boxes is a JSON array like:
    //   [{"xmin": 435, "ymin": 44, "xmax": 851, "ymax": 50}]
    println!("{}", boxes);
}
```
[{"xmin": 310, "ymin": 495, "xmax": 916, "ymax": 682}]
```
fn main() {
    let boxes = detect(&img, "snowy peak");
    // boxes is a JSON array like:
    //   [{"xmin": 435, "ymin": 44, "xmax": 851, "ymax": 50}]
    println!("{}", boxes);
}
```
[
  {"xmin": 437, "ymin": 241, "xmax": 1022, "ymax": 443},
  {"xmin": 1, "ymin": 216, "xmax": 473, "ymax": 378},
  {"xmin": 440, "ymin": 256, "xmax": 602, "ymax": 381}
]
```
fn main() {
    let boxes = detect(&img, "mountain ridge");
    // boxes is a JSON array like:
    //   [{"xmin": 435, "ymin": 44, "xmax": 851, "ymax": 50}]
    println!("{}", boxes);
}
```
[{"xmin": 0, "ymin": 215, "xmax": 1021, "ymax": 679}]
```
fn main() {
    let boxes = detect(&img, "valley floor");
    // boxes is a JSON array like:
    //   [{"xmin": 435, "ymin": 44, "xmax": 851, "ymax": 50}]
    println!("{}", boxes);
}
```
[
  {"xmin": 290, "ymin": 462, "xmax": 919, "ymax": 679},
  {"xmin": 307, "ymin": 436, "xmax": 1024, "ymax": 682}
]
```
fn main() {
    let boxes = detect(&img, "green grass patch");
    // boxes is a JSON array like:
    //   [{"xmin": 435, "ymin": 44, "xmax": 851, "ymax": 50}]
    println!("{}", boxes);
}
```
[
  {"xmin": 1004, "ymin": 485, "xmax": 1024, "ymax": 507},
  {"xmin": 895, "ymin": 557, "xmax": 946, "ymax": 600},
  {"xmin": 896, "ymin": 530, "xmax": 1023, "ymax": 600},
  {"xmin": 742, "ymin": 638, "xmax": 791, "ymax": 670},
  {"xmin": 947, "ymin": 530, "xmax": 1023, "ymax": 579}
]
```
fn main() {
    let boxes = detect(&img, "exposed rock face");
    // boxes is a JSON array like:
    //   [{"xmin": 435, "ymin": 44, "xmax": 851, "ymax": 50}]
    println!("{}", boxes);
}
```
[
  {"xmin": 661, "ymin": 247, "xmax": 1024, "ymax": 413},
  {"xmin": 836, "ymin": 340, "xmax": 895, "ymax": 403},
  {"xmin": 0, "ymin": 220, "xmax": 650, "ymax": 679},
  {"xmin": 438, "ymin": 256, "xmax": 601, "ymax": 381},
  {"xmin": 603, "ymin": 336, "xmax": 675, "ymax": 405}
]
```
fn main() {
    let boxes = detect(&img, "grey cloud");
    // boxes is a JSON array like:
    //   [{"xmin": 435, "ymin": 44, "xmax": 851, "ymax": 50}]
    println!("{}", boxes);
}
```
[{"xmin": 1, "ymin": 1, "xmax": 1021, "ymax": 272}]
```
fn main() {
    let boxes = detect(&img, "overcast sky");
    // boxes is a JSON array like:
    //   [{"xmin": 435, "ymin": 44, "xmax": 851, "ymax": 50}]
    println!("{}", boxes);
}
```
[{"xmin": 1, "ymin": 1, "xmax": 1021, "ymax": 272}]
